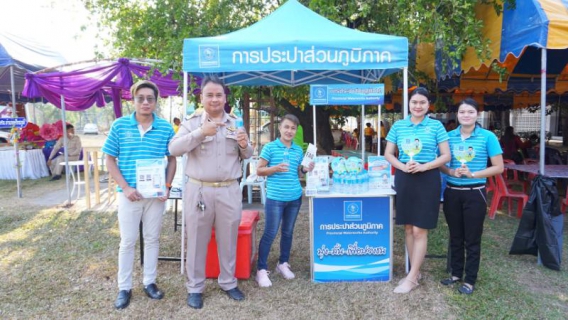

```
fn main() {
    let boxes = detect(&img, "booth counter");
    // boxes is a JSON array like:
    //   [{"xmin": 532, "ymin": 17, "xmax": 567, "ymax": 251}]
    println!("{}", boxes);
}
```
[{"xmin": 308, "ymin": 188, "xmax": 395, "ymax": 283}]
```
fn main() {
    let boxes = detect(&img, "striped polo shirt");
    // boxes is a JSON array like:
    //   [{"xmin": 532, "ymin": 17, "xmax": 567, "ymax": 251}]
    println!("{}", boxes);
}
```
[
  {"xmin": 445, "ymin": 125, "xmax": 502, "ymax": 186},
  {"xmin": 102, "ymin": 112, "xmax": 174, "ymax": 192},
  {"xmin": 386, "ymin": 115, "xmax": 449, "ymax": 163},
  {"xmin": 260, "ymin": 139, "xmax": 304, "ymax": 201}
]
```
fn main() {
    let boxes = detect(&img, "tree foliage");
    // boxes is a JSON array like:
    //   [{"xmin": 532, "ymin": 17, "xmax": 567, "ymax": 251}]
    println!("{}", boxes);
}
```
[{"xmin": 84, "ymin": 0, "xmax": 515, "ymax": 152}]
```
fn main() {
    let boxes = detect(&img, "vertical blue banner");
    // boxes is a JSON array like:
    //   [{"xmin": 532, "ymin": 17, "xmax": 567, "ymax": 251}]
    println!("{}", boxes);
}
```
[
  {"xmin": 310, "ymin": 84, "xmax": 384, "ymax": 105},
  {"xmin": 312, "ymin": 196, "xmax": 391, "ymax": 282}
]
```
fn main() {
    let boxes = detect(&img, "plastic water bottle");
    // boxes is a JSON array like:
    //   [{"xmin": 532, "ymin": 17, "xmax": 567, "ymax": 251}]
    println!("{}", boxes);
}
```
[
  {"xmin": 339, "ymin": 173, "xmax": 346, "ymax": 194},
  {"xmin": 233, "ymin": 107, "xmax": 244, "ymax": 128}
]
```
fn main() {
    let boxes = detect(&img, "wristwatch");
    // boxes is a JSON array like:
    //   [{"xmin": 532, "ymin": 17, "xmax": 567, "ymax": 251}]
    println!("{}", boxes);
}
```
[
  {"xmin": 471, "ymin": 172, "xmax": 476, "ymax": 178},
  {"xmin": 301, "ymin": 167, "xmax": 307, "ymax": 174}
]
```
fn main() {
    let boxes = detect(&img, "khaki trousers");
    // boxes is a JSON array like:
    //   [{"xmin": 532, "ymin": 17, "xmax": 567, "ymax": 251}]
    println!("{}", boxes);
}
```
[
  {"xmin": 185, "ymin": 181, "xmax": 242, "ymax": 293},
  {"xmin": 117, "ymin": 192, "xmax": 166, "ymax": 290}
]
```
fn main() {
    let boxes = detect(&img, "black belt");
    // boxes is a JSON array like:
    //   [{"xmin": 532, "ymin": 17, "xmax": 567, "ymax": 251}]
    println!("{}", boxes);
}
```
[{"xmin": 446, "ymin": 183, "xmax": 485, "ymax": 191}]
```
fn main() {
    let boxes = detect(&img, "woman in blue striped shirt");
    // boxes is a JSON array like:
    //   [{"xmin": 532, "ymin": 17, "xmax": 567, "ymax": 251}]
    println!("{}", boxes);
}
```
[
  {"xmin": 385, "ymin": 87, "xmax": 451, "ymax": 293},
  {"xmin": 439, "ymin": 98, "xmax": 503, "ymax": 295}
]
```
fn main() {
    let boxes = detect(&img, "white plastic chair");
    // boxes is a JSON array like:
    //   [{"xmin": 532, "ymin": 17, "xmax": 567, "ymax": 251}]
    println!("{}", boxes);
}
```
[{"xmin": 240, "ymin": 158, "xmax": 266, "ymax": 204}]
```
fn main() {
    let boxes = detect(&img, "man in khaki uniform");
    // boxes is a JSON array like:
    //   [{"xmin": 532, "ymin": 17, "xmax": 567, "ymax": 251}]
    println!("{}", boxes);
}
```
[
  {"xmin": 47, "ymin": 124, "xmax": 82, "ymax": 181},
  {"xmin": 169, "ymin": 75, "xmax": 252, "ymax": 309}
]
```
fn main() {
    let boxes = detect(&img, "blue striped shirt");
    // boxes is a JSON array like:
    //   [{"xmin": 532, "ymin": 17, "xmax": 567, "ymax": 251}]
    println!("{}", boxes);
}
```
[
  {"xmin": 102, "ymin": 112, "xmax": 174, "ymax": 191},
  {"xmin": 260, "ymin": 139, "xmax": 304, "ymax": 201},
  {"xmin": 445, "ymin": 125, "xmax": 502, "ymax": 186},
  {"xmin": 386, "ymin": 116, "xmax": 449, "ymax": 163}
]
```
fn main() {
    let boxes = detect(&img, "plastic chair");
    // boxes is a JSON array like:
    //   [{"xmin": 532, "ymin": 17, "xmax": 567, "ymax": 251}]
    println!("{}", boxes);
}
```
[
  {"xmin": 503, "ymin": 159, "xmax": 526, "ymax": 193},
  {"xmin": 240, "ymin": 158, "xmax": 266, "ymax": 204},
  {"xmin": 488, "ymin": 174, "xmax": 529, "ymax": 219}
]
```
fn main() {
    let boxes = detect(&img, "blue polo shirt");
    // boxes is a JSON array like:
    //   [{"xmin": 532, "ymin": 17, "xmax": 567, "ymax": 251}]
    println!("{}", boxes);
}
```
[
  {"xmin": 260, "ymin": 139, "xmax": 304, "ymax": 201},
  {"xmin": 386, "ymin": 116, "xmax": 449, "ymax": 163},
  {"xmin": 445, "ymin": 125, "xmax": 502, "ymax": 186},
  {"xmin": 102, "ymin": 112, "xmax": 174, "ymax": 191}
]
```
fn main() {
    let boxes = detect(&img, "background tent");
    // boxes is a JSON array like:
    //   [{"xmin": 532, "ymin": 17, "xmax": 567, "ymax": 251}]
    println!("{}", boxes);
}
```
[
  {"xmin": 410, "ymin": 0, "xmax": 568, "ymax": 110},
  {"xmin": 0, "ymin": 30, "xmax": 67, "ymax": 102}
]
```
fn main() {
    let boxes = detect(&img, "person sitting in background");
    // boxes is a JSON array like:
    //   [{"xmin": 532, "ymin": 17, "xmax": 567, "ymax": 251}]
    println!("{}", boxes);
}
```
[
  {"xmin": 47, "ymin": 124, "xmax": 82, "ymax": 181},
  {"xmin": 445, "ymin": 119, "xmax": 457, "ymax": 131},
  {"xmin": 173, "ymin": 117, "xmax": 181, "ymax": 133},
  {"xmin": 500, "ymin": 126, "xmax": 524, "ymax": 164}
]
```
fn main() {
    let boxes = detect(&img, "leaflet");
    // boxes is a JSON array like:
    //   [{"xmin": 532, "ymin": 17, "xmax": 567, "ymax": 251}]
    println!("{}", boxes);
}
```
[{"xmin": 136, "ymin": 158, "xmax": 167, "ymax": 198}]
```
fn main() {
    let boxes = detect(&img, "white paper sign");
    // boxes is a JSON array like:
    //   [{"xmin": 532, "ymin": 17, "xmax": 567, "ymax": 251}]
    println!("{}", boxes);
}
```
[
  {"xmin": 136, "ymin": 158, "xmax": 167, "ymax": 198},
  {"xmin": 301, "ymin": 143, "xmax": 317, "ymax": 167}
]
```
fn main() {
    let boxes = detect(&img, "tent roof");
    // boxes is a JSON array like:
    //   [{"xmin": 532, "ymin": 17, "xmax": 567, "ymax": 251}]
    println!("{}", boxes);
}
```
[
  {"xmin": 0, "ymin": 30, "xmax": 67, "ymax": 95},
  {"xmin": 183, "ymin": 0, "xmax": 408, "ymax": 86}
]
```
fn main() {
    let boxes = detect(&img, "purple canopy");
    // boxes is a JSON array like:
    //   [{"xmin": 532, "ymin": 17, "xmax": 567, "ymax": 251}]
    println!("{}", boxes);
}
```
[{"xmin": 23, "ymin": 58, "xmax": 188, "ymax": 117}]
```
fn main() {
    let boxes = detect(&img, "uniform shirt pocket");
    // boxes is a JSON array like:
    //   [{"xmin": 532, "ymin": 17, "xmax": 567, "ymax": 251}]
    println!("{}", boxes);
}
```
[{"xmin": 225, "ymin": 135, "xmax": 239, "ymax": 155}]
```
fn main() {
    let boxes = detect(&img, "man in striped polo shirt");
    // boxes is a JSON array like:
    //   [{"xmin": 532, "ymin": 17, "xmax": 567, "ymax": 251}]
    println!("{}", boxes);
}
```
[{"xmin": 103, "ymin": 80, "xmax": 177, "ymax": 310}]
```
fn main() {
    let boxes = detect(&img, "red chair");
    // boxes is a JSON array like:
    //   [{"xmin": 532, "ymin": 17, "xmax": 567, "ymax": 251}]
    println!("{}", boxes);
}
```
[
  {"xmin": 488, "ymin": 174, "xmax": 529, "ymax": 219},
  {"xmin": 503, "ymin": 159, "xmax": 527, "ymax": 193},
  {"xmin": 522, "ymin": 159, "xmax": 539, "ymax": 191},
  {"xmin": 486, "ymin": 175, "xmax": 496, "ymax": 194}
]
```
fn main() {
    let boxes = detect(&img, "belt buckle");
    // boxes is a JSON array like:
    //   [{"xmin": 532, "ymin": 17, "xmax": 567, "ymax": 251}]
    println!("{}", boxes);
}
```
[{"xmin": 213, "ymin": 182, "xmax": 221, "ymax": 187}]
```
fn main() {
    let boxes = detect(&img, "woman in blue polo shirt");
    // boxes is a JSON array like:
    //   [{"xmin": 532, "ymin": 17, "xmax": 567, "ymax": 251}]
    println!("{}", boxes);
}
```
[
  {"xmin": 440, "ymin": 98, "xmax": 503, "ymax": 295},
  {"xmin": 254, "ymin": 114, "xmax": 314, "ymax": 288},
  {"xmin": 385, "ymin": 87, "xmax": 451, "ymax": 293}
]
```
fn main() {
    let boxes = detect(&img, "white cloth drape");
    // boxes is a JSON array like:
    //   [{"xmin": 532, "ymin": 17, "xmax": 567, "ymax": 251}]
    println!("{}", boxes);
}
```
[{"xmin": 0, "ymin": 149, "xmax": 50, "ymax": 180}]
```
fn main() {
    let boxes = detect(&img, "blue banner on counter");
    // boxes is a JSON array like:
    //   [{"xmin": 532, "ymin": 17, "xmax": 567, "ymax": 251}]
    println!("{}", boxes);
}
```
[
  {"xmin": 312, "ymin": 196, "xmax": 391, "ymax": 282},
  {"xmin": 310, "ymin": 84, "xmax": 384, "ymax": 105}
]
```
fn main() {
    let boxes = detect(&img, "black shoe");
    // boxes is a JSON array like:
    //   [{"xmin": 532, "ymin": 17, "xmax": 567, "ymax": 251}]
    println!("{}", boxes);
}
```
[
  {"xmin": 143, "ymin": 283, "xmax": 164, "ymax": 300},
  {"xmin": 223, "ymin": 287, "xmax": 245, "ymax": 301},
  {"xmin": 50, "ymin": 175, "xmax": 61, "ymax": 181},
  {"xmin": 458, "ymin": 283, "xmax": 474, "ymax": 295},
  {"xmin": 187, "ymin": 293, "xmax": 203, "ymax": 309},
  {"xmin": 114, "ymin": 290, "xmax": 132, "ymax": 309},
  {"xmin": 440, "ymin": 277, "xmax": 461, "ymax": 286}
]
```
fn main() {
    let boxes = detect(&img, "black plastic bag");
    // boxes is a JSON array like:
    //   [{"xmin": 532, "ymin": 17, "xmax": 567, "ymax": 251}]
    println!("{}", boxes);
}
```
[{"xmin": 509, "ymin": 175, "xmax": 563, "ymax": 271}]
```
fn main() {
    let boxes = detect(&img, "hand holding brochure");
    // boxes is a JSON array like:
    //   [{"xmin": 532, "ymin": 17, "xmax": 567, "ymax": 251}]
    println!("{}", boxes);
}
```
[{"xmin": 301, "ymin": 143, "xmax": 317, "ymax": 167}]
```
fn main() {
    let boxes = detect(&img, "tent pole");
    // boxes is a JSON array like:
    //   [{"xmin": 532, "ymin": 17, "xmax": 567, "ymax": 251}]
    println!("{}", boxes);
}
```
[
  {"xmin": 61, "ymin": 94, "xmax": 72, "ymax": 205},
  {"xmin": 312, "ymin": 104, "xmax": 316, "ymax": 149},
  {"xmin": 181, "ymin": 71, "xmax": 188, "ymax": 275},
  {"xmin": 361, "ymin": 105, "xmax": 365, "ymax": 160},
  {"xmin": 403, "ymin": 67, "xmax": 409, "ymax": 119},
  {"xmin": 10, "ymin": 66, "xmax": 22, "ymax": 198},
  {"xmin": 378, "ymin": 104, "xmax": 381, "ymax": 155},
  {"xmin": 540, "ymin": 49, "xmax": 546, "ymax": 175}
]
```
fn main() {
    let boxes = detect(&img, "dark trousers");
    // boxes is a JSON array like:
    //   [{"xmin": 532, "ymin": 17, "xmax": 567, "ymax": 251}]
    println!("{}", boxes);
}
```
[
  {"xmin": 365, "ymin": 136, "xmax": 372, "ymax": 151},
  {"xmin": 443, "ymin": 186, "xmax": 487, "ymax": 285}
]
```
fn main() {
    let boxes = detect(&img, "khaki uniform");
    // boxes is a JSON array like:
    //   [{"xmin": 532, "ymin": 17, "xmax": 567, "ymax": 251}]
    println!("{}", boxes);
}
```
[
  {"xmin": 169, "ymin": 110, "xmax": 252, "ymax": 293},
  {"xmin": 48, "ymin": 135, "xmax": 82, "ymax": 176}
]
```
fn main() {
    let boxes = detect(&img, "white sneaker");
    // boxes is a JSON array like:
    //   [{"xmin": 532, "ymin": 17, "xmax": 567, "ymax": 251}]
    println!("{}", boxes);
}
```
[
  {"xmin": 275, "ymin": 262, "xmax": 295, "ymax": 279},
  {"xmin": 256, "ymin": 269, "xmax": 272, "ymax": 287}
]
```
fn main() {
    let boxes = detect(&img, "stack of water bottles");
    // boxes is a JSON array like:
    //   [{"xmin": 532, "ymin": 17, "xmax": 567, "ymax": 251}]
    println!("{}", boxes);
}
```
[{"xmin": 331, "ymin": 157, "xmax": 369, "ymax": 194}]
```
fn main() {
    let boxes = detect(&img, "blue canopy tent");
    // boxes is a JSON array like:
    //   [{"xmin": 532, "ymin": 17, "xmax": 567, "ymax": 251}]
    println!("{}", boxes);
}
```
[
  {"xmin": 182, "ymin": 0, "xmax": 408, "ymax": 148},
  {"xmin": 180, "ymin": 0, "xmax": 408, "ymax": 272}
]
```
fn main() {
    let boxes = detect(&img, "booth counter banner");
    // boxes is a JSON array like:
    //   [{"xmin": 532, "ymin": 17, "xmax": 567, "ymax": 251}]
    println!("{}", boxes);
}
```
[
  {"xmin": 311, "ymin": 196, "xmax": 391, "ymax": 282},
  {"xmin": 310, "ymin": 84, "xmax": 385, "ymax": 106}
]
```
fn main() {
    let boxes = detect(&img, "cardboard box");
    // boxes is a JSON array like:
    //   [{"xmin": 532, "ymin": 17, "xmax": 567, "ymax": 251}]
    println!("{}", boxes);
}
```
[{"xmin": 205, "ymin": 210, "xmax": 259, "ymax": 279}]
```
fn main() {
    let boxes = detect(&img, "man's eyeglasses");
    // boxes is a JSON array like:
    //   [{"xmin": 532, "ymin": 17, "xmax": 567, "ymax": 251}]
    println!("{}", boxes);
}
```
[{"xmin": 135, "ymin": 96, "xmax": 156, "ymax": 104}]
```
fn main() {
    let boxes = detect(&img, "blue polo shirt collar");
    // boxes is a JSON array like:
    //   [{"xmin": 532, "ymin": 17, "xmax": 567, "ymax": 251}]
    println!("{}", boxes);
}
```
[
  {"xmin": 450, "ymin": 125, "xmax": 480, "ymax": 138},
  {"xmin": 404, "ymin": 115, "xmax": 431, "ymax": 127},
  {"xmin": 128, "ymin": 112, "xmax": 158, "ymax": 127},
  {"xmin": 275, "ymin": 138, "xmax": 296, "ymax": 149}
]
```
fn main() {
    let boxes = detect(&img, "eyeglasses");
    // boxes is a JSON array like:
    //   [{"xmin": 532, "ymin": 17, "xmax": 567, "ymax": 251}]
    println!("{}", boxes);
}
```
[{"xmin": 135, "ymin": 96, "xmax": 156, "ymax": 104}]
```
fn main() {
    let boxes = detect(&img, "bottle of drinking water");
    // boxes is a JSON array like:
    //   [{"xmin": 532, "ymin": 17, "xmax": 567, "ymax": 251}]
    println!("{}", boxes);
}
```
[{"xmin": 233, "ymin": 107, "xmax": 244, "ymax": 129}]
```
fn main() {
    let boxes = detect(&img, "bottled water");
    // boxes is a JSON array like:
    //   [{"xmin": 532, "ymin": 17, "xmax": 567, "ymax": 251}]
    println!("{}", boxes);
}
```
[{"xmin": 233, "ymin": 107, "xmax": 244, "ymax": 128}]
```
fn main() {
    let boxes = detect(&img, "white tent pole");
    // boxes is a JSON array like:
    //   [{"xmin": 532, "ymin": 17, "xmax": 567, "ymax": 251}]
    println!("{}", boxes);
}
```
[
  {"xmin": 378, "ymin": 104, "xmax": 382, "ymax": 155},
  {"xmin": 403, "ymin": 67, "xmax": 409, "ymax": 118},
  {"xmin": 361, "ymin": 105, "xmax": 365, "ymax": 160},
  {"xmin": 60, "ymin": 94, "xmax": 72, "ymax": 205},
  {"xmin": 10, "ymin": 65, "xmax": 22, "ymax": 198},
  {"xmin": 539, "ymin": 48, "xmax": 546, "ymax": 175},
  {"xmin": 312, "ymin": 104, "xmax": 316, "ymax": 148},
  {"xmin": 181, "ymin": 71, "xmax": 188, "ymax": 274}
]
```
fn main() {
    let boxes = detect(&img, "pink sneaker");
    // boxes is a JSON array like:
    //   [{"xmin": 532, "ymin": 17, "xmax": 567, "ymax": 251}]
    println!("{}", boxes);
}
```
[
  {"xmin": 275, "ymin": 262, "xmax": 295, "ymax": 279},
  {"xmin": 255, "ymin": 269, "xmax": 272, "ymax": 287}
]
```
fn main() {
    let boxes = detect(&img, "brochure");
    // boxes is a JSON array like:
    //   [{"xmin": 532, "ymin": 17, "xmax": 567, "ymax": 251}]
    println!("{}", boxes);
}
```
[
  {"xmin": 136, "ymin": 158, "xmax": 167, "ymax": 198},
  {"xmin": 301, "ymin": 143, "xmax": 317, "ymax": 167},
  {"xmin": 367, "ymin": 156, "xmax": 391, "ymax": 189},
  {"xmin": 306, "ymin": 155, "xmax": 330, "ymax": 193}
]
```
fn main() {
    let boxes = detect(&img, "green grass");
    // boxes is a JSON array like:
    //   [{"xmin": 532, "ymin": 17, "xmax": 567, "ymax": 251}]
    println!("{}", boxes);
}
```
[{"xmin": 0, "ymin": 178, "xmax": 566, "ymax": 319}]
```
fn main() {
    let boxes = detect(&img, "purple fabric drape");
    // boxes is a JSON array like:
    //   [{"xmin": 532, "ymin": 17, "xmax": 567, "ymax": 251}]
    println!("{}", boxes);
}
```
[{"xmin": 23, "ymin": 58, "xmax": 187, "ymax": 117}]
